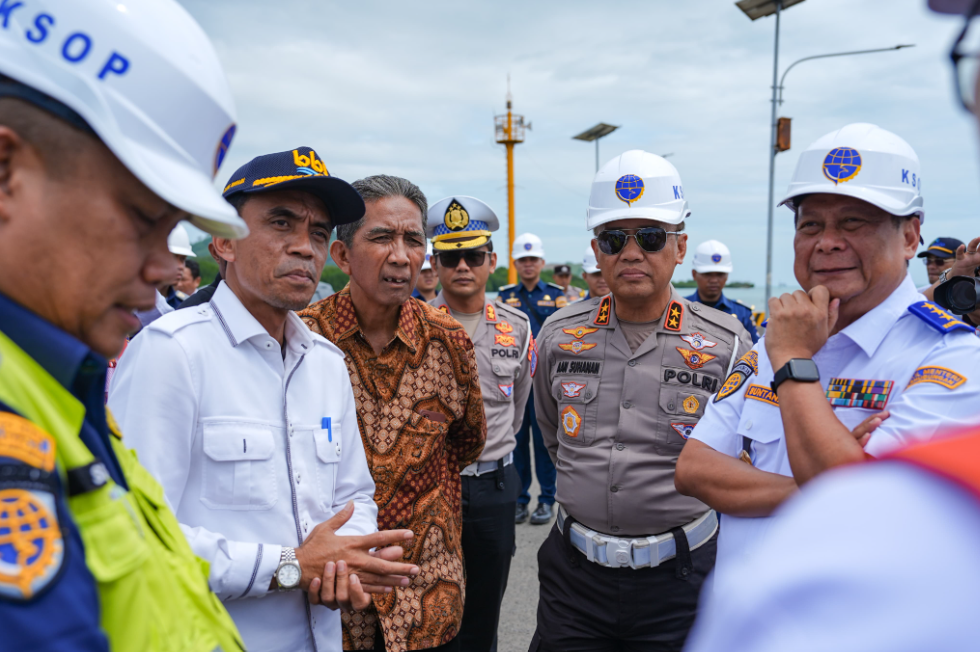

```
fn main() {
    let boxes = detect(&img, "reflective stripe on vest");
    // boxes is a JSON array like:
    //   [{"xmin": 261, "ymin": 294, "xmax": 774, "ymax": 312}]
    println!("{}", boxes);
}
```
[
  {"xmin": 887, "ymin": 429, "xmax": 980, "ymax": 500},
  {"xmin": 0, "ymin": 330, "xmax": 243, "ymax": 652}
]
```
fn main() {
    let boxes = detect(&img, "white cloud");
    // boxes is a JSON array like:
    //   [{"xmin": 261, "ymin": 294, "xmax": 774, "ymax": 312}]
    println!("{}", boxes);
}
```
[{"xmin": 181, "ymin": 0, "xmax": 980, "ymax": 290}]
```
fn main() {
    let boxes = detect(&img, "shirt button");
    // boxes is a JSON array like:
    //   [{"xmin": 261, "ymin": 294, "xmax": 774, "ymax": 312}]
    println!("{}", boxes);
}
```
[
  {"xmin": 265, "ymin": 342, "xmax": 274, "ymax": 349},
  {"xmin": 668, "ymin": 402, "xmax": 675, "ymax": 410},
  {"xmin": 296, "ymin": 473, "xmax": 301, "ymax": 484},
  {"xmin": 494, "ymin": 365, "xmax": 501, "ymax": 373},
  {"xmin": 616, "ymin": 443, "xmax": 625, "ymax": 451},
  {"xmin": 745, "ymin": 420, "xmax": 753, "ymax": 430},
  {"xmin": 628, "ymin": 360, "xmax": 637, "ymax": 367},
  {"xmin": 611, "ymin": 486, "xmax": 620, "ymax": 493},
  {"xmin": 622, "ymin": 401, "xmax": 631, "ymax": 409},
  {"xmin": 585, "ymin": 390, "xmax": 593, "ymax": 399}
]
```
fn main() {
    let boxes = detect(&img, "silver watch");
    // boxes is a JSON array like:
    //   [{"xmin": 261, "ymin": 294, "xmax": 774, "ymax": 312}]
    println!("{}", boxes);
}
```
[
  {"xmin": 939, "ymin": 268, "xmax": 952, "ymax": 285},
  {"xmin": 275, "ymin": 547, "xmax": 301, "ymax": 590}
]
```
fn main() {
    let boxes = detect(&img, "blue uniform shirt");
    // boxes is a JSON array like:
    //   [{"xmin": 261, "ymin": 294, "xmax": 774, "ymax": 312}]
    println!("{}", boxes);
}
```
[
  {"xmin": 496, "ymin": 280, "xmax": 566, "ymax": 338},
  {"xmin": 686, "ymin": 290, "xmax": 759, "ymax": 344},
  {"xmin": 0, "ymin": 292, "xmax": 126, "ymax": 651}
]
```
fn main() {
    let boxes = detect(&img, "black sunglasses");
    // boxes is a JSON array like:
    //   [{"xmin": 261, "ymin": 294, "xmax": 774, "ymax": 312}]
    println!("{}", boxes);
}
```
[
  {"xmin": 949, "ymin": 0, "xmax": 980, "ymax": 111},
  {"xmin": 434, "ymin": 250, "xmax": 489, "ymax": 268},
  {"xmin": 594, "ymin": 227, "xmax": 681, "ymax": 256}
]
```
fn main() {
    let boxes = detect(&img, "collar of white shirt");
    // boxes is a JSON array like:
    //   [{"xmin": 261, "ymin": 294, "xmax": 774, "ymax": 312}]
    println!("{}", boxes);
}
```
[
  {"xmin": 833, "ymin": 273, "xmax": 921, "ymax": 358},
  {"xmin": 210, "ymin": 280, "xmax": 317, "ymax": 356}
]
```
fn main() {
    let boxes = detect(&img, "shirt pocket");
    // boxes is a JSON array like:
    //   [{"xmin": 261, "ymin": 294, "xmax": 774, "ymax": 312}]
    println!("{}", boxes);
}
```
[
  {"xmin": 658, "ymin": 388, "xmax": 712, "ymax": 448},
  {"xmin": 736, "ymin": 403, "xmax": 787, "ymax": 472},
  {"xmin": 488, "ymin": 358, "xmax": 521, "ymax": 403},
  {"xmin": 200, "ymin": 421, "xmax": 278, "ymax": 510},
  {"xmin": 553, "ymin": 376, "xmax": 600, "ymax": 447},
  {"xmin": 310, "ymin": 419, "xmax": 343, "ymax": 509}
]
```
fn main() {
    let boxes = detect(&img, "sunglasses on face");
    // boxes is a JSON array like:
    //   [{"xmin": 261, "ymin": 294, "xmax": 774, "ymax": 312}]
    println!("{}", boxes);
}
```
[
  {"xmin": 435, "ymin": 250, "xmax": 489, "ymax": 268},
  {"xmin": 594, "ymin": 227, "xmax": 680, "ymax": 256},
  {"xmin": 923, "ymin": 256, "xmax": 949, "ymax": 266}
]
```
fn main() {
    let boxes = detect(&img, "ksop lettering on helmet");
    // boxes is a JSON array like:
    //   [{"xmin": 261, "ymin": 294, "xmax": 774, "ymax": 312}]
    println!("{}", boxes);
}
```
[
  {"xmin": 0, "ymin": 2, "xmax": 130, "ymax": 81},
  {"xmin": 673, "ymin": 185, "xmax": 684, "ymax": 199},
  {"xmin": 901, "ymin": 169, "xmax": 918, "ymax": 188}
]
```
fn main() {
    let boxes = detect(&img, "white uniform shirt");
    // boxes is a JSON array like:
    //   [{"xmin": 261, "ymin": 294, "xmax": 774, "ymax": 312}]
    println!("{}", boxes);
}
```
[
  {"xmin": 690, "ymin": 275, "xmax": 980, "ymax": 589},
  {"xmin": 684, "ymin": 462, "xmax": 980, "ymax": 652},
  {"xmin": 109, "ymin": 282, "xmax": 377, "ymax": 652}
]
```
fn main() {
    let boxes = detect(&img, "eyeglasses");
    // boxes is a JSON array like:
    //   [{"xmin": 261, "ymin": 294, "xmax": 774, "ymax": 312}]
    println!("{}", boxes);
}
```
[
  {"xmin": 594, "ymin": 227, "xmax": 681, "ymax": 256},
  {"xmin": 950, "ymin": 0, "xmax": 980, "ymax": 112},
  {"xmin": 434, "ymin": 250, "xmax": 488, "ymax": 268},
  {"xmin": 923, "ymin": 256, "xmax": 949, "ymax": 267}
]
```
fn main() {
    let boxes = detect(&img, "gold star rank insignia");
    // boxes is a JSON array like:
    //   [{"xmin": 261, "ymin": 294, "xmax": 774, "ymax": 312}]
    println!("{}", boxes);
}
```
[
  {"xmin": 594, "ymin": 296, "xmax": 612, "ymax": 326},
  {"xmin": 664, "ymin": 301, "xmax": 683, "ymax": 332}
]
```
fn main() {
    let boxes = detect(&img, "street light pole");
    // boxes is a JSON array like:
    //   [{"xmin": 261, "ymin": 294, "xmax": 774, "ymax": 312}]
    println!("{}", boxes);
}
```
[
  {"xmin": 777, "ymin": 45, "xmax": 915, "ymax": 105},
  {"xmin": 573, "ymin": 123, "xmax": 620, "ymax": 173},
  {"xmin": 764, "ymin": 1, "xmax": 781, "ymax": 310}
]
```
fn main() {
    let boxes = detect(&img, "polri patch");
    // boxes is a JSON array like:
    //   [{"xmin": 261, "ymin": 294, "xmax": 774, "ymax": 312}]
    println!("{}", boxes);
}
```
[
  {"xmin": 0, "ymin": 414, "xmax": 56, "ymax": 472},
  {"xmin": 495, "ymin": 334, "xmax": 517, "ymax": 347},
  {"xmin": 561, "ymin": 405, "xmax": 582, "ymax": 438},
  {"xmin": 676, "ymin": 347, "xmax": 718, "ymax": 370},
  {"xmin": 498, "ymin": 383, "xmax": 513, "ymax": 398},
  {"xmin": 682, "ymin": 395, "xmax": 700, "ymax": 414},
  {"xmin": 746, "ymin": 384, "xmax": 779, "ymax": 406},
  {"xmin": 563, "ymin": 326, "xmax": 599, "ymax": 340},
  {"xmin": 558, "ymin": 341, "xmax": 598, "ymax": 355},
  {"xmin": 826, "ymin": 378, "xmax": 893, "ymax": 409},
  {"xmin": 907, "ymin": 366, "xmax": 966, "ymax": 390},
  {"xmin": 671, "ymin": 423, "xmax": 695, "ymax": 440},
  {"xmin": 680, "ymin": 332, "xmax": 717, "ymax": 350},
  {"xmin": 561, "ymin": 381, "xmax": 587, "ymax": 398},
  {"xmin": 495, "ymin": 321, "xmax": 513, "ymax": 334},
  {"xmin": 908, "ymin": 301, "xmax": 975, "ymax": 335}
]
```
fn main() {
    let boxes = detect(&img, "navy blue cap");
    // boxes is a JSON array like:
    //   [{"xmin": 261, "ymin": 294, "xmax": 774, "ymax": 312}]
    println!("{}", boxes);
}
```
[
  {"xmin": 917, "ymin": 237, "xmax": 965, "ymax": 259},
  {"xmin": 222, "ymin": 146, "xmax": 364, "ymax": 226}
]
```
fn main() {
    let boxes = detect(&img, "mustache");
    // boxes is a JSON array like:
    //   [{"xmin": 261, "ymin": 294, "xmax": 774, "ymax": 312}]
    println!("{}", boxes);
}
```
[{"xmin": 274, "ymin": 262, "xmax": 317, "ymax": 281}]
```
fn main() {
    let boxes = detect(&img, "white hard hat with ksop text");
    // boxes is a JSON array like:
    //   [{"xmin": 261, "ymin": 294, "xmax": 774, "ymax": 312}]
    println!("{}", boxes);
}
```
[
  {"xmin": 0, "ymin": 0, "xmax": 247, "ymax": 239},
  {"xmin": 779, "ymin": 123, "xmax": 924, "ymax": 221},
  {"xmin": 587, "ymin": 150, "xmax": 690, "ymax": 231}
]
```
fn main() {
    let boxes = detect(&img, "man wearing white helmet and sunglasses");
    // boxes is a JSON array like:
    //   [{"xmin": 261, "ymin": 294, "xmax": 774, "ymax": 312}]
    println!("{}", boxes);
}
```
[
  {"xmin": 682, "ymin": 106, "xmax": 980, "ymax": 651},
  {"xmin": 529, "ymin": 150, "xmax": 752, "ymax": 651},
  {"xmin": 0, "ymin": 1, "xmax": 249, "ymax": 650}
]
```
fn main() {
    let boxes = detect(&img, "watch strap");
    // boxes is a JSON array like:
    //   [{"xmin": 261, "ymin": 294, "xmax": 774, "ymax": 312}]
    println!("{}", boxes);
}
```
[
  {"xmin": 771, "ymin": 358, "xmax": 819, "ymax": 395},
  {"xmin": 280, "ymin": 547, "xmax": 296, "ymax": 564}
]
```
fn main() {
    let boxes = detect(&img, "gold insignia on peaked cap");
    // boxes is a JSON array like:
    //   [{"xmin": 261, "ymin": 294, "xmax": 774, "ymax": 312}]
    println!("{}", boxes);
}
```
[{"xmin": 444, "ymin": 200, "xmax": 470, "ymax": 231}]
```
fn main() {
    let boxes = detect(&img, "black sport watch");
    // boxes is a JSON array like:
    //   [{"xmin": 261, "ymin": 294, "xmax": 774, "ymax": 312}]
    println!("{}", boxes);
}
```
[{"xmin": 771, "ymin": 359, "xmax": 820, "ymax": 394}]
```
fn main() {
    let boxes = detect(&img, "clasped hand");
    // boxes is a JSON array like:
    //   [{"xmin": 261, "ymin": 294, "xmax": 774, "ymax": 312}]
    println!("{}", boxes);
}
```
[{"xmin": 765, "ymin": 286, "xmax": 839, "ymax": 370}]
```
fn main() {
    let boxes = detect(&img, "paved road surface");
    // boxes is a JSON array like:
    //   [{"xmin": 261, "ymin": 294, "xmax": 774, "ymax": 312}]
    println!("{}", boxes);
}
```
[{"xmin": 497, "ymin": 479, "xmax": 551, "ymax": 652}]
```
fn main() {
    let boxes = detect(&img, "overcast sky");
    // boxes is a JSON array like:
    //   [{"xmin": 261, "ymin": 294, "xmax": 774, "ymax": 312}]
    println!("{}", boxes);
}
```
[{"xmin": 181, "ymin": 0, "xmax": 979, "ymax": 288}]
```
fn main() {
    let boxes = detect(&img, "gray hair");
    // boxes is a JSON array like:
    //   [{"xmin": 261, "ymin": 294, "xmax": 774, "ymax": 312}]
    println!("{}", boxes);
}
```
[{"xmin": 337, "ymin": 175, "xmax": 428, "ymax": 247}]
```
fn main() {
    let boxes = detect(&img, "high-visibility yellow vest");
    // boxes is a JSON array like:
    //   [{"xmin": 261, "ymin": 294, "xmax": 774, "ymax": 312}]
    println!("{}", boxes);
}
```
[{"xmin": 0, "ymin": 330, "xmax": 244, "ymax": 651}]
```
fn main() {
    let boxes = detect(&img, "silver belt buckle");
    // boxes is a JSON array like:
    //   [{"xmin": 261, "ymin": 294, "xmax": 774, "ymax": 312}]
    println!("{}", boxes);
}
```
[{"xmin": 609, "ymin": 538, "xmax": 631, "ymax": 568}]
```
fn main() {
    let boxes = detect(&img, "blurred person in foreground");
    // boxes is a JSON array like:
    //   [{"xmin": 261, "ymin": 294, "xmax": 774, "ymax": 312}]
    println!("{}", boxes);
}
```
[
  {"xmin": 685, "ymin": 240, "xmax": 759, "ymax": 344},
  {"xmin": 581, "ymin": 243, "xmax": 610, "ymax": 299},
  {"xmin": 0, "ymin": 0, "xmax": 249, "ymax": 649},
  {"xmin": 300, "ymin": 175, "xmax": 487, "ymax": 652},
  {"xmin": 428, "ymin": 196, "xmax": 533, "ymax": 651},
  {"xmin": 111, "ymin": 148, "xmax": 421, "ymax": 652},
  {"xmin": 682, "ymin": 5, "xmax": 980, "ymax": 648}
]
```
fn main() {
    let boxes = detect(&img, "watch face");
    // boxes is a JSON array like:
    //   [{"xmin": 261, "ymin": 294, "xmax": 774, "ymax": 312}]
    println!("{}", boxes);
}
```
[
  {"xmin": 278, "ymin": 562, "xmax": 301, "ymax": 588},
  {"xmin": 789, "ymin": 359, "xmax": 820, "ymax": 382}
]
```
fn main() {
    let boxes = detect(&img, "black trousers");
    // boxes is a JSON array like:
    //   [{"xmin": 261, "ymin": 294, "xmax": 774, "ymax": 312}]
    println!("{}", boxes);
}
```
[
  {"xmin": 459, "ymin": 463, "xmax": 520, "ymax": 652},
  {"xmin": 529, "ymin": 522, "xmax": 717, "ymax": 652}
]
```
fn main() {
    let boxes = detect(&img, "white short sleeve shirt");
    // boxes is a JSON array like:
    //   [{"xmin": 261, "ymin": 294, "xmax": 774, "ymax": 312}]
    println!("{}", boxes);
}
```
[
  {"xmin": 109, "ymin": 282, "xmax": 378, "ymax": 652},
  {"xmin": 690, "ymin": 275, "xmax": 980, "ymax": 589}
]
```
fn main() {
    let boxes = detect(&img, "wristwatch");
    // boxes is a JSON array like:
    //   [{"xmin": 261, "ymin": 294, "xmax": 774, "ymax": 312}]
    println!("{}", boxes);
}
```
[
  {"xmin": 771, "ymin": 359, "xmax": 820, "ymax": 394},
  {"xmin": 275, "ymin": 547, "xmax": 301, "ymax": 590},
  {"xmin": 939, "ymin": 268, "xmax": 952, "ymax": 285}
]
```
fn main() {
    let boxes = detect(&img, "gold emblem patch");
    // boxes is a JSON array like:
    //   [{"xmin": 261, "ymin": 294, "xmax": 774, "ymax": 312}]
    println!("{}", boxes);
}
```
[
  {"xmin": 562, "ymin": 326, "xmax": 600, "ymax": 340},
  {"xmin": 444, "ymin": 200, "xmax": 470, "ymax": 231},
  {"xmin": 561, "ymin": 405, "xmax": 582, "ymax": 437},
  {"xmin": 682, "ymin": 395, "xmax": 699, "ymax": 414}
]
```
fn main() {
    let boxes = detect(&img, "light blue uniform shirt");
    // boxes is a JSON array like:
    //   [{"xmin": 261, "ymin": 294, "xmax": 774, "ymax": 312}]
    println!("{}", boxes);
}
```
[
  {"xmin": 690, "ymin": 274, "xmax": 980, "ymax": 590},
  {"xmin": 684, "ymin": 461, "xmax": 980, "ymax": 652}
]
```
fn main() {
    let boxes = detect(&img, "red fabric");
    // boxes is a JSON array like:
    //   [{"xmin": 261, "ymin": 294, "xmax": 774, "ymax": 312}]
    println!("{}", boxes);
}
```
[{"xmin": 886, "ymin": 428, "xmax": 980, "ymax": 500}]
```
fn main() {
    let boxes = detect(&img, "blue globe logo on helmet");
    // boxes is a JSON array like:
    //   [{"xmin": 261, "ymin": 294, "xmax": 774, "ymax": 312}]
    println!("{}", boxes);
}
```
[
  {"xmin": 711, "ymin": 254, "xmax": 722, "ymax": 263},
  {"xmin": 822, "ymin": 147, "xmax": 862, "ymax": 185},
  {"xmin": 615, "ymin": 175, "xmax": 645, "ymax": 206},
  {"xmin": 524, "ymin": 243, "xmax": 532, "ymax": 251}
]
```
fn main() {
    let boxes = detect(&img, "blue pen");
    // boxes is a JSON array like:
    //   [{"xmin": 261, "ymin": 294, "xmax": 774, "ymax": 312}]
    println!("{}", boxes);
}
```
[{"xmin": 321, "ymin": 417, "xmax": 332, "ymax": 442}]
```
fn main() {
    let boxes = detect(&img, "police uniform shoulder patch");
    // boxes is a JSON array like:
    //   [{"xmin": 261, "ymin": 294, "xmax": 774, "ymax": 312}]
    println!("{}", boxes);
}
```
[
  {"xmin": 0, "ymin": 413, "xmax": 56, "ymax": 472},
  {"xmin": 907, "ymin": 366, "xmax": 967, "ymax": 390},
  {"xmin": 664, "ymin": 301, "xmax": 683, "ymax": 332},
  {"xmin": 594, "ymin": 295, "xmax": 612, "ymax": 326},
  {"xmin": 485, "ymin": 303, "xmax": 497, "ymax": 322},
  {"xmin": 908, "ymin": 301, "xmax": 975, "ymax": 335},
  {"xmin": 528, "ymin": 335, "xmax": 538, "ymax": 377}
]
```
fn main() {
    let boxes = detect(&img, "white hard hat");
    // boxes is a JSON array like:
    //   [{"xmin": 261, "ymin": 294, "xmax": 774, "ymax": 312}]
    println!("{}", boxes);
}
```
[
  {"xmin": 779, "ymin": 123, "xmax": 924, "ymax": 221},
  {"xmin": 0, "ymin": 0, "xmax": 247, "ymax": 239},
  {"xmin": 167, "ymin": 223, "xmax": 195, "ymax": 257},
  {"xmin": 587, "ymin": 150, "xmax": 690, "ymax": 231},
  {"xmin": 582, "ymin": 244, "xmax": 600, "ymax": 274},
  {"xmin": 692, "ymin": 240, "xmax": 732, "ymax": 274},
  {"xmin": 512, "ymin": 233, "xmax": 545, "ymax": 260},
  {"xmin": 421, "ymin": 242, "xmax": 433, "ymax": 271}
]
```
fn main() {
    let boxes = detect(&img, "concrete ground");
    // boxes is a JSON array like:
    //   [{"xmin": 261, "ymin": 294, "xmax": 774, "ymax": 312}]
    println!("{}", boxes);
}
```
[{"xmin": 497, "ymin": 479, "xmax": 552, "ymax": 652}]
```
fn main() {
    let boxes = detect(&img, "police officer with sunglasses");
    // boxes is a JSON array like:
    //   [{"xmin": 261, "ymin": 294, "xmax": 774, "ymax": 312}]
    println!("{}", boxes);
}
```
[
  {"xmin": 528, "ymin": 150, "xmax": 752, "ymax": 651},
  {"xmin": 426, "ymin": 196, "xmax": 533, "ymax": 651}
]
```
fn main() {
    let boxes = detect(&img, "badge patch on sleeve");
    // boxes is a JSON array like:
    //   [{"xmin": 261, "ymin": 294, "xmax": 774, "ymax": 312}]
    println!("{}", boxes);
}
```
[
  {"xmin": 529, "ymin": 336, "xmax": 538, "ymax": 377},
  {"xmin": 746, "ymin": 384, "xmax": 779, "ymax": 406},
  {"xmin": 671, "ymin": 423, "xmax": 695, "ymax": 440},
  {"xmin": 560, "ymin": 405, "xmax": 582, "ymax": 437},
  {"xmin": 714, "ymin": 361, "xmax": 753, "ymax": 403},
  {"xmin": 558, "ymin": 341, "xmax": 598, "ymax": 355},
  {"xmin": 0, "ymin": 414, "xmax": 56, "ymax": 472},
  {"xmin": 907, "ymin": 366, "xmax": 967, "ymax": 390},
  {"xmin": 738, "ymin": 350, "xmax": 759, "ymax": 376},
  {"xmin": 0, "ymin": 487, "xmax": 64, "ymax": 600},
  {"xmin": 498, "ymin": 384, "xmax": 514, "ymax": 398},
  {"xmin": 825, "ymin": 378, "xmax": 893, "ymax": 409},
  {"xmin": 676, "ymin": 347, "xmax": 718, "ymax": 370}
]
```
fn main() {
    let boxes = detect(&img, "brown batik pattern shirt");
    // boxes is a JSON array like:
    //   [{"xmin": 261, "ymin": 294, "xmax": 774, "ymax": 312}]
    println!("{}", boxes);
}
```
[{"xmin": 299, "ymin": 287, "xmax": 486, "ymax": 651}]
